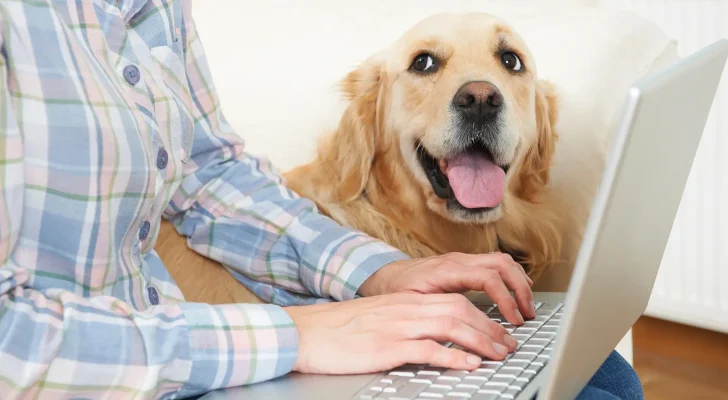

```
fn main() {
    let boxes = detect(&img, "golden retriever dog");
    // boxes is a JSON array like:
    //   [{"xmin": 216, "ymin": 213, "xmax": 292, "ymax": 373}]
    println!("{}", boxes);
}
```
[
  {"xmin": 160, "ymin": 12, "xmax": 571, "ymax": 305},
  {"xmin": 285, "ymin": 12, "xmax": 563, "ymax": 282}
]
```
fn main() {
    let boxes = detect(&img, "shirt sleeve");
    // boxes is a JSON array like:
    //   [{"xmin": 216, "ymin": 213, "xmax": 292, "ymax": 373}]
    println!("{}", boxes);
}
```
[
  {"xmin": 0, "ymin": 39, "xmax": 296, "ymax": 397},
  {"xmin": 163, "ymin": 6, "xmax": 409, "ymax": 306},
  {"xmin": 0, "ymin": 268, "xmax": 298, "ymax": 397}
]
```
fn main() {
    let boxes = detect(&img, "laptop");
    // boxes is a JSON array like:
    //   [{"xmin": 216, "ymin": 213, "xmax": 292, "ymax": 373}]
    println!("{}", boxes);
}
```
[{"xmin": 200, "ymin": 39, "xmax": 728, "ymax": 400}]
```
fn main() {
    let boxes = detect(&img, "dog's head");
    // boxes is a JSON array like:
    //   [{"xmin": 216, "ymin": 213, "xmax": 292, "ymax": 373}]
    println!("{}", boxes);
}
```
[{"xmin": 331, "ymin": 12, "xmax": 558, "ymax": 224}]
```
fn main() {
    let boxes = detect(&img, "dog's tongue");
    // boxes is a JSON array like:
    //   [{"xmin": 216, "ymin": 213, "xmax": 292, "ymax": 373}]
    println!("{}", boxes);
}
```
[{"xmin": 445, "ymin": 152, "xmax": 505, "ymax": 209}]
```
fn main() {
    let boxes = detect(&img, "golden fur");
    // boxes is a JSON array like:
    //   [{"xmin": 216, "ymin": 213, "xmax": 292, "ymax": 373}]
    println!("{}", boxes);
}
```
[{"xmin": 285, "ymin": 13, "xmax": 563, "ymax": 281}]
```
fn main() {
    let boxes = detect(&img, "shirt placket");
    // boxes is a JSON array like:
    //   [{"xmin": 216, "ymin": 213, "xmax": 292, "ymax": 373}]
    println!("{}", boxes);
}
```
[{"xmin": 110, "ymin": 22, "xmax": 175, "ymax": 309}]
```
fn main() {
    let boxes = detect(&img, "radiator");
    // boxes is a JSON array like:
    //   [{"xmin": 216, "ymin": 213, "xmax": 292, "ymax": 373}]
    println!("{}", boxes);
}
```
[{"xmin": 598, "ymin": 0, "xmax": 728, "ymax": 333}]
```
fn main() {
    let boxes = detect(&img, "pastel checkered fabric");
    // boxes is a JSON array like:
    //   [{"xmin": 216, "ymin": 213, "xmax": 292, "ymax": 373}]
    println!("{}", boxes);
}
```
[{"xmin": 0, "ymin": 0, "xmax": 408, "ymax": 398}]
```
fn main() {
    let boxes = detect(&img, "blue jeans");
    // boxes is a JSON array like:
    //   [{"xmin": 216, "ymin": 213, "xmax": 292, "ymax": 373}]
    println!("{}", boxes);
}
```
[{"xmin": 573, "ymin": 351, "xmax": 644, "ymax": 400}]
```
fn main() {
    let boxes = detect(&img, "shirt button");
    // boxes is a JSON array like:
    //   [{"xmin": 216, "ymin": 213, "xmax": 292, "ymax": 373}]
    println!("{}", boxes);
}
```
[
  {"xmin": 139, "ymin": 220, "xmax": 151, "ymax": 241},
  {"xmin": 147, "ymin": 286, "xmax": 159, "ymax": 305},
  {"xmin": 156, "ymin": 148, "xmax": 169, "ymax": 169},
  {"xmin": 123, "ymin": 64, "xmax": 141, "ymax": 86}
]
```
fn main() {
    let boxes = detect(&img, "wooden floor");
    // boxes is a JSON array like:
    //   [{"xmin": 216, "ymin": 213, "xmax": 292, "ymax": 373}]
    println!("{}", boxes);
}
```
[{"xmin": 632, "ymin": 316, "xmax": 728, "ymax": 400}]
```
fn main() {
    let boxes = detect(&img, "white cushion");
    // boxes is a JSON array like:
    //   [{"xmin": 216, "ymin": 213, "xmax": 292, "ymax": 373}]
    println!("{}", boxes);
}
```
[{"xmin": 192, "ymin": 1, "xmax": 676, "ymax": 173}]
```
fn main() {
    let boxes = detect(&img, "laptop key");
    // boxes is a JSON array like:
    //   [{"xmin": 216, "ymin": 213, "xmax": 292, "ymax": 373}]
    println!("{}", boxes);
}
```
[
  {"xmin": 358, "ymin": 388, "xmax": 382, "ymax": 399},
  {"xmin": 510, "ymin": 380, "xmax": 528, "ymax": 390},
  {"xmin": 520, "ymin": 370, "xmax": 538, "ymax": 381},
  {"xmin": 419, "ymin": 368, "xmax": 448, "ymax": 376},
  {"xmin": 442, "ymin": 370, "xmax": 470, "ymax": 380},
  {"xmin": 525, "ymin": 363, "xmax": 544, "ymax": 375},
  {"xmin": 489, "ymin": 375, "xmax": 515, "ymax": 385},
  {"xmin": 389, "ymin": 368, "xmax": 419, "ymax": 377},
  {"xmin": 510, "ymin": 333, "xmax": 530, "ymax": 342},
  {"xmin": 483, "ymin": 382, "xmax": 509, "ymax": 390},
  {"xmin": 503, "ymin": 359, "xmax": 530, "ymax": 370},
  {"xmin": 520, "ymin": 344, "xmax": 545, "ymax": 352},
  {"xmin": 468, "ymin": 369, "xmax": 495, "ymax": 380},
  {"xmin": 388, "ymin": 381, "xmax": 429, "ymax": 399},
  {"xmin": 500, "ymin": 366, "xmax": 525, "ymax": 374},
  {"xmin": 470, "ymin": 392, "xmax": 501, "ymax": 400},
  {"xmin": 513, "ymin": 327, "xmax": 537, "ymax": 335},
  {"xmin": 420, "ymin": 385, "xmax": 452, "ymax": 397},
  {"xmin": 511, "ymin": 352, "xmax": 538, "ymax": 362},
  {"xmin": 473, "ymin": 388, "xmax": 505, "ymax": 399},
  {"xmin": 525, "ymin": 338, "xmax": 550, "ymax": 347},
  {"xmin": 447, "ymin": 386, "xmax": 479, "ymax": 397},
  {"xmin": 480, "ymin": 360, "xmax": 504, "ymax": 369},
  {"xmin": 476, "ymin": 365, "xmax": 499, "ymax": 374},
  {"xmin": 501, "ymin": 387, "xmax": 522, "ymax": 399},
  {"xmin": 464, "ymin": 375, "xmax": 492, "ymax": 383},
  {"xmin": 500, "ymin": 322, "xmax": 518, "ymax": 330},
  {"xmin": 389, "ymin": 371, "xmax": 416, "ymax": 378},
  {"xmin": 383, "ymin": 378, "xmax": 409, "ymax": 393},
  {"xmin": 533, "ymin": 332, "xmax": 556, "ymax": 341}
]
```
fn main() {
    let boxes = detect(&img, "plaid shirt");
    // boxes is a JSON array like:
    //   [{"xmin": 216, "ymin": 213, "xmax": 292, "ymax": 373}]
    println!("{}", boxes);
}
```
[{"xmin": 0, "ymin": 0, "xmax": 408, "ymax": 398}]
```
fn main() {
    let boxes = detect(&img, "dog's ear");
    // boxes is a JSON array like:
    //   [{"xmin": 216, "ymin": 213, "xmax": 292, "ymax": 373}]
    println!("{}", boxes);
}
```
[
  {"xmin": 515, "ymin": 80, "xmax": 559, "ymax": 201},
  {"xmin": 327, "ymin": 53, "xmax": 386, "ymax": 202}
]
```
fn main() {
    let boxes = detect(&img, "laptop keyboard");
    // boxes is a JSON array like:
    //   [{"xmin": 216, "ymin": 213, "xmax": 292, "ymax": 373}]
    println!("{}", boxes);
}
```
[{"xmin": 355, "ymin": 302, "xmax": 564, "ymax": 399}]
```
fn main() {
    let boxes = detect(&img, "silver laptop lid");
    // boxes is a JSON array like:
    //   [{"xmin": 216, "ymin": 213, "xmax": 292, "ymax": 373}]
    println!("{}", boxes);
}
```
[{"xmin": 540, "ymin": 39, "xmax": 728, "ymax": 400}]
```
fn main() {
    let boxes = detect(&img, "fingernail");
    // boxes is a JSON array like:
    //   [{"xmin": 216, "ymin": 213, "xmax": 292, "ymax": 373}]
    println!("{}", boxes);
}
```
[
  {"xmin": 514, "ymin": 309, "xmax": 525, "ymax": 325},
  {"xmin": 504, "ymin": 334, "xmax": 518, "ymax": 349},
  {"xmin": 467, "ymin": 355, "xmax": 482, "ymax": 366},
  {"xmin": 530, "ymin": 301, "xmax": 537, "ymax": 317},
  {"xmin": 493, "ymin": 343, "xmax": 508, "ymax": 356}
]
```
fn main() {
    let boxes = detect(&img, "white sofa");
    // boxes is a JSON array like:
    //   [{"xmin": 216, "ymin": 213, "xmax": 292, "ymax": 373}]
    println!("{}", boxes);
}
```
[{"xmin": 192, "ymin": 0, "xmax": 678, "ymax": 364}]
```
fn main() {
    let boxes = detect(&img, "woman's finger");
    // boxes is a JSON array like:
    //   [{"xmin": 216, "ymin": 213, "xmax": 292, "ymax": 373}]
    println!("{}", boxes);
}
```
[
  {"xmin": 449, "ymin": 253, "xmax": 535, "ymax": 319},
  {"xmin": 391, "ymin": 340, "xmax": 482, "ymax": 371},
  {"xmin": 395, "ymin": 294, "xmax": 517, "ymax": 350},
  {"xmin": 396, "ymin": 315, "xmax": 511, "ymax": 361}
]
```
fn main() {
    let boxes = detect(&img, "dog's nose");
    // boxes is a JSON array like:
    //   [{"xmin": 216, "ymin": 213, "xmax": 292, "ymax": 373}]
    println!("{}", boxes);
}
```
[{"xmin": 452, "ymin": 81, "xmax": 503, "ymax": 119}]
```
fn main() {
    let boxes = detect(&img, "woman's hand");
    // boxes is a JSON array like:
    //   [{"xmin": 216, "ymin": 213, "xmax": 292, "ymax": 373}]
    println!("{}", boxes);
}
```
[
  {"xmin": 285, "ymin": 292, "xmax": 518, "ymax": 375},
  {"xmin": 358, "ymin": 252, "xmax": 535, "ymax": 324}
]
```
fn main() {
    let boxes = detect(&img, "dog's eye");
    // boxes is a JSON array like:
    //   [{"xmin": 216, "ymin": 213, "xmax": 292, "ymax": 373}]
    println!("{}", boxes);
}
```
[
  {"xmin": 410, "ymin": 53, "xmax": 439, "ymax": 73},
  {"xmin": 501, "ymin": 52, "xmax": 523, "ymax": 72}
]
